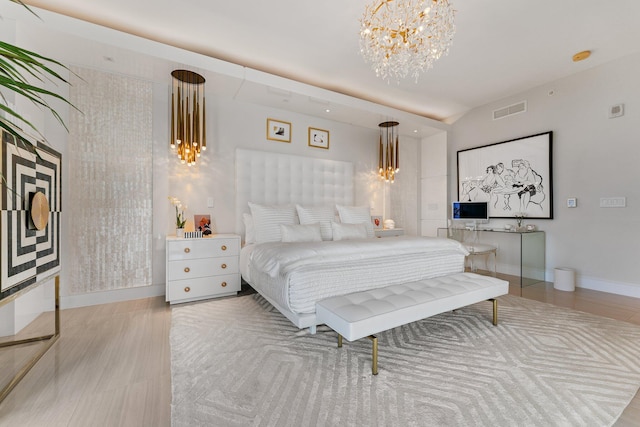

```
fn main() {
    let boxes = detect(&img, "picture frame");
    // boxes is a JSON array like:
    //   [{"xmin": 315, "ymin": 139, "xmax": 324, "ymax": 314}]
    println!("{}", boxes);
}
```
[
  {"xmin": 266, "ymin": 118, "xmax": 291, "ymax": 143},
  {"xmin": 308, "ymin": 127, "xmax": 329, "ymax": 149},
  {"xmin": 194, "ymin": 214, "xmax": 213, "ymax": 236},
  {"xmin": 371, "ymin": 215, "xmax": 383, "ymax": 230},
  {"xmin": 457, "ymin": 131, "xmax": 553, "ymax": 219}
]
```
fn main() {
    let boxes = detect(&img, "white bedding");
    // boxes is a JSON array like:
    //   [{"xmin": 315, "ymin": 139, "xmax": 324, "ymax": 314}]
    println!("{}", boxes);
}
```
[{"xmin": 242, "ymin": 236, "xmax": 468, "ymax": 315}]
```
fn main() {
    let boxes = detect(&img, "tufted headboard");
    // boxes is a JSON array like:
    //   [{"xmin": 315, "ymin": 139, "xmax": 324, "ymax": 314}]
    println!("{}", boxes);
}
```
[{"xmin": 235, "ymin": 148, "xmax": 354, "ymax": 234}]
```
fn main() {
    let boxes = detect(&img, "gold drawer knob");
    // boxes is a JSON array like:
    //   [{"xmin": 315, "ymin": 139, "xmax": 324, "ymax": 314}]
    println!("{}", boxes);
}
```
[
  {"xmin": 221, "ymin": 263, "xmax": 227, "ymax": 269},
  {"xmin": 221, "ymin": 282, "xmax": 227, "ymax": 288},
  {"xmin": 184, "ymin": 247, "xmax": 191, "ymax": 253},
  {"xmin": 184, "ymin": 267, "xmax": 190, "ymax": 273},
  {"xmin": 221, "ymin": 245, "xmax": 227, "ymax": 251},
  {"xmin": 184, "ymin": 286, "xmax": 191, "ymax": 293}
]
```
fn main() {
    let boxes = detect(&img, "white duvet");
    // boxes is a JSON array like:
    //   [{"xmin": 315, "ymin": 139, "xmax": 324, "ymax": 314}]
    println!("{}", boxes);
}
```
[
  {"xmin": 244, "ymin": 236, "xmax": 469, "ymax": 314},
  {"xmin": 250, "ymin": 236, "xmax": 467, "ymax": 278}
]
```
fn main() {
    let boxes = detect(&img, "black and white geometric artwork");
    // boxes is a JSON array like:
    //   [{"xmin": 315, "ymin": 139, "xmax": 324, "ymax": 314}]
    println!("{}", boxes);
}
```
[{"xmin": 1, "ymin": 131, "xmax": 61, "ymax": 300}]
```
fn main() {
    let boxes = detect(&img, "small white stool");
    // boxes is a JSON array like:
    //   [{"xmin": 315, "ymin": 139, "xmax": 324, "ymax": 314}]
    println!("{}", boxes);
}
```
[{"xmin": 464, "ymin": 243, "xmax": 497, "ymax": 276}]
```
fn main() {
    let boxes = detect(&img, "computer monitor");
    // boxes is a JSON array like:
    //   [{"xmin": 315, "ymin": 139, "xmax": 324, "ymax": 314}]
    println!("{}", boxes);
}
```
[{"xmin": 452, "ymin": 201, "xmax": 489, "ymax": 228}]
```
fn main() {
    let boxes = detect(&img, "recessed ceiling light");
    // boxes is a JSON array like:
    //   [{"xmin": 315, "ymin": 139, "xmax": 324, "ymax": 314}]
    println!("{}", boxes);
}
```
[
  {"xmin": 413, "ymin": 129, "xmax": 418, "ymax": 133},
  {"xmin": 572, "ymin": 50, "xmax": 591, "ymax": 62},
  {"xmin": 325, "ymin": 109, "xmax": 331, "ymax": 113}
]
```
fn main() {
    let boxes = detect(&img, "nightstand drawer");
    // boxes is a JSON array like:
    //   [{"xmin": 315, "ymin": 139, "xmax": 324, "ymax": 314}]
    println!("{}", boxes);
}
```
[
  {"xmin": 167, "ymin": 238, "xmax": 240, "ymax": 261},
  {"xmin": 167, "ymin": 273, "xmax": 240, "ymax": 302},
  {"xmin": 168, "ymin": 256, "xmax": 239, "ymax": 281}
]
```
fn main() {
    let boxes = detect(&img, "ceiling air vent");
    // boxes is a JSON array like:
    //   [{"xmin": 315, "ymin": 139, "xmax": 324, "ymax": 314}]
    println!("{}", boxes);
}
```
[{"xmin": 492, "ymin": 101, "xmax": 527, "ymax": 120}]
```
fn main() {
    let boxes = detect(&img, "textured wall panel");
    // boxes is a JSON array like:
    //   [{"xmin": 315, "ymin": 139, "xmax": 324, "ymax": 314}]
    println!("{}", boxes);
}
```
[{"xmin": 68, "ymin": 67, "xmax": 152, "ymax": 294}]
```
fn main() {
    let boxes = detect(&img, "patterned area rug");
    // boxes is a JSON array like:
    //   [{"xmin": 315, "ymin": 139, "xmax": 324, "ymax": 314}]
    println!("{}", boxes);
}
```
[{"xmin": 170, "ymin": 294, "xmax": 640, "ymax": 426}]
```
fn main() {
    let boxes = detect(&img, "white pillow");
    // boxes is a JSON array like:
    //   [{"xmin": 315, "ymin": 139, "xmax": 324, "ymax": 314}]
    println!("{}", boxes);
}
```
[
  {"xmin": 280, "ymin": 223, "xmax": 322, "ymax": 243},
  {"xmin": 248, "ymin": 202, "xmax": 298, "ymax": 243},
  {"xmin": 296, "ymin": 204, "xmax": 334, "ymax": 241},
  {"xmin": 331, "ymin": 221, "xmax": 368, "ymax": 241},
  {"xmin": 243, "ymin": 213, "xmax": 255, "ymax": 244},
  {"xmin": 336, "ymin": 205, "xmax": 374, "ymax": 238}
]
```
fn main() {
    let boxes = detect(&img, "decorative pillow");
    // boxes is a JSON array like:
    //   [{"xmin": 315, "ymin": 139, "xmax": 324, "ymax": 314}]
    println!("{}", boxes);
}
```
[
  {"xmin": 280, "ymin": 223, "xmax": 322, "ymax": 243},
  {"xmin": 331, "ymin": 221, "xmax": 368, "ymax": 241},
  {"xmin": 248, "ymin": 202, "xmax": 298, "ymax": 243},
  {"xmin": 336, "ymin": 205, "xmax": 374, "ymax": 238},
  {"xmin": 295, "ymin": 204, "xmax": 334, "ymax": 241},
  {"xmin": 243, "ymin": 213, "xmax": 255, "ymax": 244}
]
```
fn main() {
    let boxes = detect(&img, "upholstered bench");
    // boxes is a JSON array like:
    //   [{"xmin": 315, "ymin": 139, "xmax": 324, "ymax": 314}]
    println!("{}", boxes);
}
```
[{"xmin": 315, "ymin": 272, "xmax": 509, "ymax": 374}]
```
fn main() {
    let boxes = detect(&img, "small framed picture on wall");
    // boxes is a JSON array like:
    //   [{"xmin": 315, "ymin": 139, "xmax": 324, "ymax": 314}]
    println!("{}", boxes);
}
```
[
  {"xmin": 371, "ymin": 215, "xmax": 383, "ymax": 230},
  {"xmin": 266, "ymin": 118, "xmax": 291, "ymax": 143},
  {"xmin": 308, "ymin": 127, "xmax": 329, "ymax": 149}
]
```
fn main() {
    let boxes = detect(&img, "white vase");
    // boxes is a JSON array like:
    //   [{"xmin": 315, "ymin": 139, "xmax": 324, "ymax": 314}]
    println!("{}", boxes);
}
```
[{"xmin": 176, "ymin": 228, "xmax": 184, "ymax": 238}]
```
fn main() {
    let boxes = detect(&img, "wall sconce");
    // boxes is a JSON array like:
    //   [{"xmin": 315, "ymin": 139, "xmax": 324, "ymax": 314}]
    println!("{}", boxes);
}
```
[
  {"xmin": 170, "ymin": 70, "xmax": 206, "ymax": 166},
  {"xmin": 378, "ymin": 121, "xmax": 399, "ymax": 183}
]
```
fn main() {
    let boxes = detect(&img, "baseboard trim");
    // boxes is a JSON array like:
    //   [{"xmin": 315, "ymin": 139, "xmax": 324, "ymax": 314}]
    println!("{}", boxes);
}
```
[
  {"xmin": 576, "ymin": 275, "xmax": 640, "ymax": 299},
  {"xmin": 60, "ymin": 284, "xmax": 166, "ymax": 309}
]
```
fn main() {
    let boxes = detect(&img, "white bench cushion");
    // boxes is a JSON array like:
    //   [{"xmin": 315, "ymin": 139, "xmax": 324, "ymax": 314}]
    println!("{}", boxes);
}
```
[{"xmin": 316, "ymin": 272, "xmax": 509, "ymax": 341}]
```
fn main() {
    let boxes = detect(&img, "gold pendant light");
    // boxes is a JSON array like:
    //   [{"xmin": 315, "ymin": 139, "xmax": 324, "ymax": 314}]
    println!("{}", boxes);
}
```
[
  {"xmin": 170, "ymin": 70, "xmax": 206, "ymax": 166},
  {"xmin": 378, "ymin": 121, "xmax": 399, "ymax": 183}
]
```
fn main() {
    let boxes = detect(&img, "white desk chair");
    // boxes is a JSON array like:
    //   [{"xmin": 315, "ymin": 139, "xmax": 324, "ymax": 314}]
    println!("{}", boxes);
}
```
[
  {"xmin": 464, "ymin": 243, "xmax": 497, "ymax": 276},
  {"xmin": 445, "ymin": 228, "xmax": 498, "ymax": 277}
]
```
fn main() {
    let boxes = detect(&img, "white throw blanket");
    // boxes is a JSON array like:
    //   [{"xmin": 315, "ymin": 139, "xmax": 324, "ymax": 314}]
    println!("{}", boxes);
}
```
[{"xmin": 250, "ymin": 236, "xmax": 468, "ymax": 278}]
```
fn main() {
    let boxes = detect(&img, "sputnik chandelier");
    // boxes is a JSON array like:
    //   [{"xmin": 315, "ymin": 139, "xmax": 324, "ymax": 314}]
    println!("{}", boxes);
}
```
[
  {"xmin": 360, "ymin": 0, "xmax": 456, "ymax": 82},
  {"xmin": 378, "ymin": 121, "xmax": 399, "ymax": 183},
  {"xmin": 170, "ymin": 70, "xmax": 206, "ymax": 166}
]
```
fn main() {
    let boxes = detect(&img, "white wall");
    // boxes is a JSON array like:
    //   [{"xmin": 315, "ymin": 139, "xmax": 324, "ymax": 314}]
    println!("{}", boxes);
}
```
[
  {"xmin": 421, "ymin": 132, "xmax": 448, "ymax": 236},
  {"xmin": 450, "ymin": 52, "xmax": 640, "ymax": 296}
]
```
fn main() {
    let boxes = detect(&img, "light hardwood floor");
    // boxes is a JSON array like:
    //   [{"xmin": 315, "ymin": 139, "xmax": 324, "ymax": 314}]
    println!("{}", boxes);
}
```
[{"xmin": 0, "ymin": 277, "xmax": 639, "ymax": 426}]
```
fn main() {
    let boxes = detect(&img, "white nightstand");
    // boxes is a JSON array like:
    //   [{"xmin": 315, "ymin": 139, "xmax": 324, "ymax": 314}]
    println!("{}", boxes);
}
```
[
  {"xmin": 165, "ymin": 234, "xmax": 241, "ymax": 304},
  {"xmin": 375, "ymin": 228, "xmax": 405, "ymax": 238}
]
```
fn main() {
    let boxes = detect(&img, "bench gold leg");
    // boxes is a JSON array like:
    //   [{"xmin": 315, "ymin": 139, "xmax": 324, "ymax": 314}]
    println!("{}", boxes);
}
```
[
  {"xmin": 338, "ymin": 334, "xmax": 343, "ymax": 348},
  {"xmin": 367, "ymin": 335, "xmax": 378, "ymax": 375},
  {"xmin": 490, "ymin": 298, "xmax": 498, "ymax": 325}
]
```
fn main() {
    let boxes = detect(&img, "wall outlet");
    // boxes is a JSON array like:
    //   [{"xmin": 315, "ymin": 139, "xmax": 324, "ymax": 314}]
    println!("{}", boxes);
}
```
[{"xmin": 567, "ymin": 198, "xmax": 577, "ymax": 208}]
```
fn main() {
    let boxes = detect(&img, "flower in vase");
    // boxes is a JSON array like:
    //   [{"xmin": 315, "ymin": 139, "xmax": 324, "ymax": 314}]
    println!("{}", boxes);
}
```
[
  {"xmin": 514, "ymin": 212, "xmax": 526, "ymax": 227},
  {"xmin": 169, "ymin": 196, "xmax": 187, "ymax": 228}
]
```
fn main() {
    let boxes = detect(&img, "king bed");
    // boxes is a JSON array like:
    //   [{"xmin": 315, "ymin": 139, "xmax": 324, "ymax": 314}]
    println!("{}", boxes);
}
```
[{"xmin": 235, "ymin": 148, "xmax": 468, "ymax": 332}]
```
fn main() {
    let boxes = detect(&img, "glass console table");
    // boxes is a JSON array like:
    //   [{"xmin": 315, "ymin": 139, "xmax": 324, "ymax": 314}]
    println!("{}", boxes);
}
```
[{"xmin": 437, "ymin": 228, "xmax": 545, "ymax": 289}]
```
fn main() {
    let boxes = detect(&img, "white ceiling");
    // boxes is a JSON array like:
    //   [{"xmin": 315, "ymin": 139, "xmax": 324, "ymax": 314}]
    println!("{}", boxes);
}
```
[{"xmin": 21, "ymin": 0, "xmax": 640, "ymax": 132}]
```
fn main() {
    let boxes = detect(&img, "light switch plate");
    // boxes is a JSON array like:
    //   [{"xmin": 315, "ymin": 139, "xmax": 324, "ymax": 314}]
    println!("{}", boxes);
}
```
[
  {"xmin": 600, "ymin": 197, "xmax": 626, "ymax": 208},
  {"xmin": 207, "ymin": 197, "xmax": 214, "ymax": 208},
  {"xmin": 567, "ymin": 198, "xmax": 577, "ymax": 208}
]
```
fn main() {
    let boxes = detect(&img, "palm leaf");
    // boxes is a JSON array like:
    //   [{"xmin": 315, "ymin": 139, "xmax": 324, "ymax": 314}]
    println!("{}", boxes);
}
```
[
  {"xmin": 1, "ymin": 1, "xmax": 76, "ymax": 184},
  {"xmin": 0, "ymin": 39, "xmax": 76, "ymax": 152}
]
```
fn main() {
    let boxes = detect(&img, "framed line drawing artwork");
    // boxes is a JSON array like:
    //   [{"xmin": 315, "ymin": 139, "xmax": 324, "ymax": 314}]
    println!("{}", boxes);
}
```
[
  {"xmin": 457, "ymin": 131, "xmax": 553, "ymax": 219},
  {"xmin": 266, "ymin": 118, "xmax": 291, "ymax": 143},
  {"xmin": 308, "ymin": 127, "xmax": 329, "ymax": 149}
]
